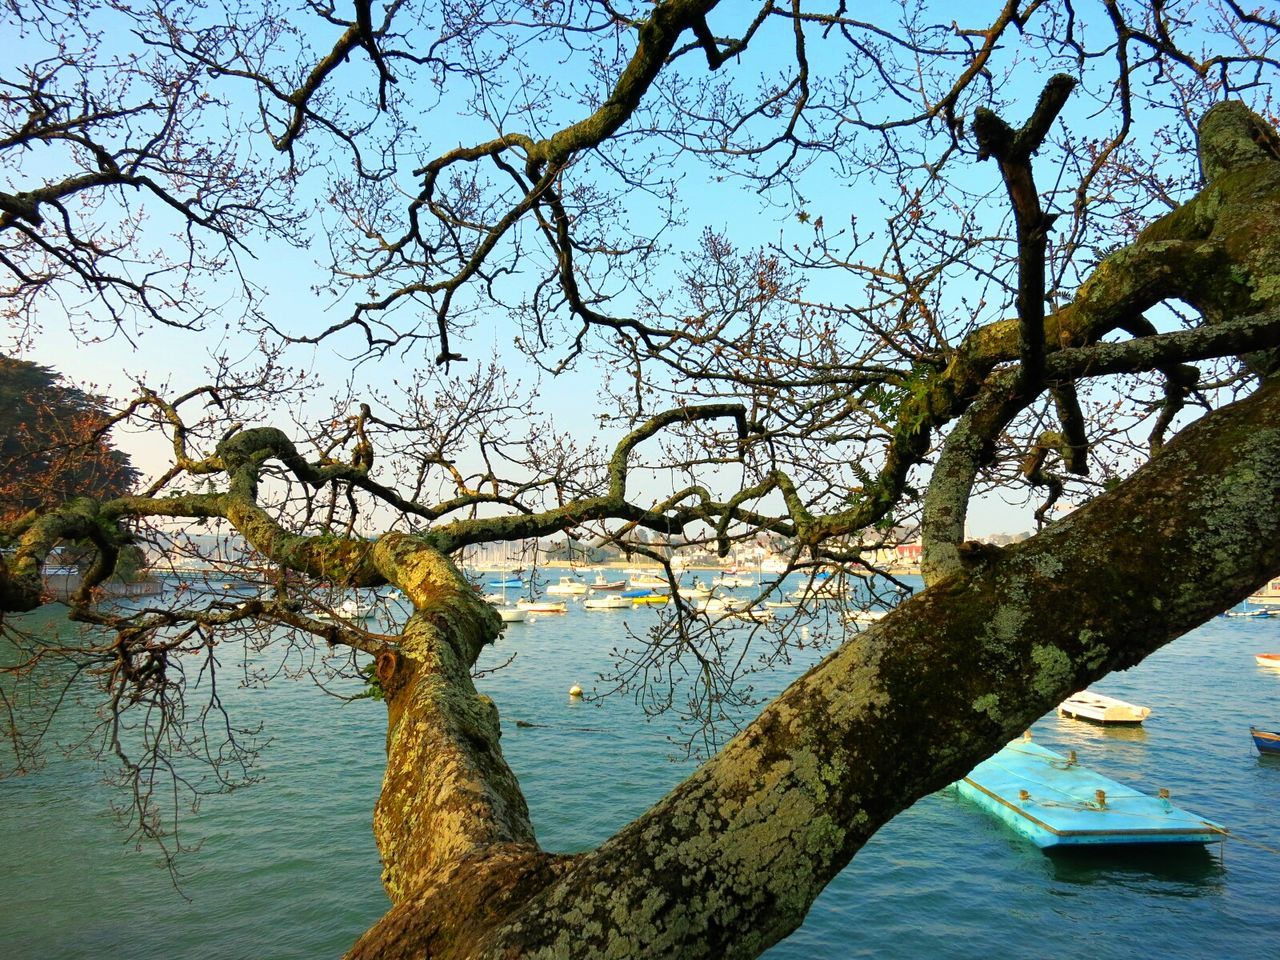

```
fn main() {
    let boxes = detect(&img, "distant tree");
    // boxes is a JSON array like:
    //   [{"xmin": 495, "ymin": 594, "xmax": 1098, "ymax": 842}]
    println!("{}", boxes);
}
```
[{"xmin": 0, "ymin": 356, "xmax": 138, "ymax": 527}]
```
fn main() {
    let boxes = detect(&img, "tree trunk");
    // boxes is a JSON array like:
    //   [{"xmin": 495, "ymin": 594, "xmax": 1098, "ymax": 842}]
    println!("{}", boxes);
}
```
[{"xmin": 350, "ymin": 377, "xmax": 1280, "ymax": 958}]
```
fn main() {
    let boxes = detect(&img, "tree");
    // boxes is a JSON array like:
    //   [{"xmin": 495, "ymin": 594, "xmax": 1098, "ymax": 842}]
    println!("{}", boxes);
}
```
[
  {"xmin": 3, "ymin": 2, "xmax": 1280, "ymax": 957},
  {"xmin": 0, "ymin": 355, "xmax": 138, "ymax": 526}
]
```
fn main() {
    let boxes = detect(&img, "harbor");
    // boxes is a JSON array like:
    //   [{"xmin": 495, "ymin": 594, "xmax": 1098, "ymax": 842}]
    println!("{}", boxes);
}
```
[{"xmin": 1, "ymin": 572, "xmax": 1278, "ymax": 958}]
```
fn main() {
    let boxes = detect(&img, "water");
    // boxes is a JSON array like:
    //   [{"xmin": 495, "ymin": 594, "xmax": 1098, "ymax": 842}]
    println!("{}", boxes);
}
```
[{"xmin": 2, "ymin": 573, "xmax": 1279, "ymax": 958}]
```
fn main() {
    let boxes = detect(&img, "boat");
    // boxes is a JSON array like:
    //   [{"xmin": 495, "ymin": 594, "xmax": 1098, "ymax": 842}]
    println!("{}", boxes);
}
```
[
  {"xmin": 713, "ymin": 574, "xmax": 754, "ymax": 588},
  {"xmin": 1224, "ymin": 608, "xmax": 1273, "ymax": 618},
  {"xmin": 764, "ymin": 599, "xmax": 797, "ymax": 611},
  {"xmin": 843, "ymin": 609, "xmax": 888, "ymax": 624},
  {"xmin": 590, "ymin": 572, "xmax": 626, "ymax": 591},
  {"xmin": 631, "ymin": 594, "xmax": 669, "ymax": 606},
  {"xmin": 684, "ymin": 579, "xmax": 712, "ymax": 598},
  {"xmin": 696, "ymin": 595, "xmax": 750, "ymax": 614},
  {"xmin": 955, "ymin": 736, "xmax": 1226, "ymax": 848},
  {"xmin": 496, "ymin": 606, "xmax": 527, "ymax": 623},
  {"xmin": 546, "ymin": 576, "xmax": 589, "ymax": 596},
  {"xmin": 487, "ymin": 576, "xmax": 524, "ymax": 589},
  {"xmin": 1056, "ymin": 690, "xmax": 1151, "ymax": 725},
  {"xmin": 1247, "ymin": 577, "xmax": 1280, "ymax": 604},
  {"xmin": 630, "ymin": 572, "xmax": 668, "ymax": 589},
  {"xmin": 1255, "ymin": 653, "xmax": 1280, "ymax": 668},
  {"xmin": 791, "ymin": 578, "xmax": 841, "ymax": 601},
  {"xmin": 1250, "ymin": 726, "xmax": 1280, "ymax": 755},
  {"xmin": 317, "ymin": 597, "xmax": 375, "ymax": 621},
  {"xmin": 730, "ymin": 607, "xmax": 773, "ymax": 623},
  {"xmin": 515, "ymin": 598, "xmax": 568, "ymax": 614},
  {"xmin": 583, "ymin": 596, "xmax": 630, "ymax": 610}
]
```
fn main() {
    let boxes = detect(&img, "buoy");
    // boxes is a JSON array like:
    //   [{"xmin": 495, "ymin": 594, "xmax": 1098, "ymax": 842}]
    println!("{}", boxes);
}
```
[{"xmin": 569, "ymin": 684, "xmax": 583, "ymax": 698}]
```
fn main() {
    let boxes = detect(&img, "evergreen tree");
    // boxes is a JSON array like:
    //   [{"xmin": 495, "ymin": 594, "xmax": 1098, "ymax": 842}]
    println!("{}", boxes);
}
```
[{"xmin": 0, "ymin": 356, "xmax": 138, "ymax": 526}]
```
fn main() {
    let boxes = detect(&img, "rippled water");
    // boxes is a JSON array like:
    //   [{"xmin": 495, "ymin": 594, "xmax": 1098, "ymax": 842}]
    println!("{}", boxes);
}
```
[{"xmin": 2, "ymin": 573, "xmax": 1278, "ymax": 957}]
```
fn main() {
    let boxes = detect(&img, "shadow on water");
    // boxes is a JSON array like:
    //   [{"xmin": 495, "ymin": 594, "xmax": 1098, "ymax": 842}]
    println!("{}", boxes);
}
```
[{"xmin": 1044, "ymin": 842, "xmax": 1226, "ymax": 891}]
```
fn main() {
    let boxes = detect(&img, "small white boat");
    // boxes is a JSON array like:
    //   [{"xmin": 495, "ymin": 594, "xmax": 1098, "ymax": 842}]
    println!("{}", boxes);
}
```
[
  {"xmin": 317, "ymin": 597, "xmax": 375, "ymax": 621},
  {"xmin": 583, "ymin": 596, "xmax": 630, "ymax": 610},
  {"xmin": 791, "ymin": 579, "xmax": 841, "ymax": 601},
  {"xmin": 496, "ymin": 606, "xmax": 527, "ymax": 623},
  {"xmin": 1057, "ymin": 690, "xmax": 1151, "ymax": 725},
  {"xmin": 764, "ymin": 600, "xmax": 797, "ymax": 611},
  {"xmin": 1255, "ymin": 653, "xmax": 1280, "ymax": 668},
  {"xmin": 516, "ymin": 598, "xmax": 569, "ymax": 614},
  {"xmin": 1225, "ymin": 609, "xmax": 1272, "ymax": 618},
  {"xmin": 1247, "ymin": 578, "xmax": 1280, "ymax": 605},
  {"xmin": 590, "ymin": 573, "xmax": 626, "ymax": 591},
  {"xmin": 843, "ymin": 609, "xmax": 887, "ymax": 624},
  {"xmin": 713, "ymin": 574, "xmax": 754, "ymax": 588},
  {"xmin": 697, "ymin": 595, "xmax": 750, "ymax": 614},
  {"xmin": 546, "ymin": 576, "xmax": 589, "ymax": 596},
  {"xmin": 630, "ymin": 572, "xmax": 668, "ymax": 589},
  {"xmin": 731, "ymin": 607, "xmax": 773, "ymax": 623},
  {"xmin": 685, "ymin": 579, "xmax": 713, "ymax": 598}
]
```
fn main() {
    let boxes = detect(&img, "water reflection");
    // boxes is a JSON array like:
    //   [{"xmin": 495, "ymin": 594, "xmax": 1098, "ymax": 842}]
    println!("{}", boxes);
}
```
[{"xmin": 1044, "ymin": 843, "xmax": 1226, "ymax": 892}]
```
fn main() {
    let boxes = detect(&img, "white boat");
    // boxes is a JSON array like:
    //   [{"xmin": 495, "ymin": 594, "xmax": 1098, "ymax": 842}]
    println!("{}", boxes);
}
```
[
  {"xmin": 1056, "ymin": 690, "xmax": 1151, "ymax": 724},
  {"xmin": 516, "ymin": 598, "xmax": 569, "ymax": 614},
  {"xmin": 317, "ymin": 597, "xmax": 375, "ymax": 621},
  {"xmin": 546, "ymin": 576, "xmax": 589, "ymax": 596},
  {"xmin": 1247, "ymin": 577, "xmax": 1280, "ymax": 604},
  {"xmin": 843, "ymin": 608, "xmax": 888, "ymax": 624},
  {"xmin": 791, "ymin": 589, "xmax": 840, "ymax": 602},
  {"xmin": 630, "ymin": 572, "xmax": 668, "ymax": 589},
  {"xmin": 731, "ymin": 607, "xmax": 773, "ymax": 623},
  {"xmin": 496, "ymin": 606, "xmax": 527, "ymax": 622},
  {"xmin": 685, "ymin": 579, "xmax": 713, "ymax": 598},
  {"xmin": 697, "ymin": 595, "xmax": 750, "ymax": 614},
  {"xmin": 583, "ymin": 595, "xmax": 630, "ymax": 610},
  {"xmin": 1224, "ymin": 608, "xmax": 1272, "ymax": 618},
  {"xmin": 1255, "ymin": 653, "xmax": 1280, "ymax": 668},
  {"xmin": 764, "ymin": 600, "xmax": 797, "ymax": 611},
  {"xmin": 590, "ymin": 572, "xmax": 626, "ymax": 591},
  {"xmin": 713, "ymin": 574, "xmax": 754, "ymax": 588}
]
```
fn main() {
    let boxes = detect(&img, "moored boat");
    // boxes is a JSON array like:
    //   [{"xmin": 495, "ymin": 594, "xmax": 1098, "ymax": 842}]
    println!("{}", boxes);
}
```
[
  {"xmin": 1250, "ymin": 726, "xmax": 1280, "ymax": 755},
  {"xmin": 590, "ymin": 572, "xmax": 626, "ymax": 591},
  {"xmin": 1255, "ymin": 653, "xmax": 1280, "ymax": 668},
  {"xmin": 317, "ymin": 596, "xmax": 375, "ymax": 621},
  {"xmin": 1057, "ymin": 690, "xmax": 1151, "ymax": 725},
  {"xmin": 546, "ymin": 576, "xmax": 589, "ymax": 595},
  {"xmin": 583, "ymin": 595, "xmax": 630, "ymax": 610},
  {"xmin": 631, "ymin": 593, "xmax": 669, "ymax": 606},
  {"xmin": 496, "ymin": 606, "xmax": 527, "ymax": 623},
  {"xmin": 843, "ymin": 608, "xmax": 888, "ymax": 624},
  {"xmin": 1247, "ymin": 577, "xmax": 1280, "ymax": 604},
  {"xmin": 516, "ymin": 598, "xmax": 568, "ymax": 613},
  {"xmin": 629, "ymin": 572, "xmax": 668, "ymax": 589}
]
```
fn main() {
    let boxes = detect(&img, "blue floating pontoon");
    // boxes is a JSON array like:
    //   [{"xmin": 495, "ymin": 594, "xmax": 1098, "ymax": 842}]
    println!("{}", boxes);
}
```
[{"xmin": 956, "ymin": 738, "xmax": 1226, "ymax": 848}]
